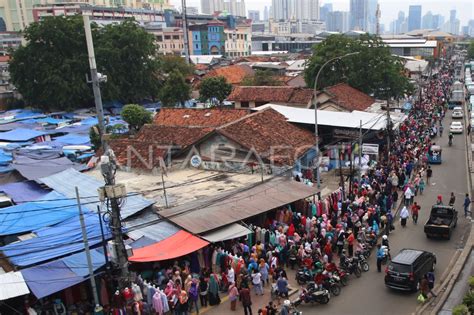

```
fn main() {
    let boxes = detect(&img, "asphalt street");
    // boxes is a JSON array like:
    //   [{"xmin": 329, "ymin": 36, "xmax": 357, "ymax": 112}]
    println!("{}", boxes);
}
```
[{"xmin": 298, "ymin": 114, "xmax": 472, "ymax": 315}]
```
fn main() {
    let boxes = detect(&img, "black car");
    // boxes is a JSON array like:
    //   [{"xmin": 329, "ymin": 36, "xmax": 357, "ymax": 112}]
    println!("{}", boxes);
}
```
[{"xmin": 384, "ymin": 249, "xmax": 436, "ymax": 291}]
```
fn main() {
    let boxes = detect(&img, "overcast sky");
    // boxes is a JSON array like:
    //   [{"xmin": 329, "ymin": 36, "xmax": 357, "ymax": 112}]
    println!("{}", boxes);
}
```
[{"xmin": 170, "ymin": 0, "xmax": 474, "ymax": 26}]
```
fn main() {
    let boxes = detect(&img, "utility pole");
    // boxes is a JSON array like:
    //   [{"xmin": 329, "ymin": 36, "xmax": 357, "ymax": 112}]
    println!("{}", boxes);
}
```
[
  {"xmin": 83, "ymin": 13, "xmax": 107, "ymax": 150},
  {"xmin": 181, "ymin": 0, "xmax": 190, "ymax": 64},
  {"xmin": 75, "ymin": 187, "xmax": 101, "ymax": 309}
]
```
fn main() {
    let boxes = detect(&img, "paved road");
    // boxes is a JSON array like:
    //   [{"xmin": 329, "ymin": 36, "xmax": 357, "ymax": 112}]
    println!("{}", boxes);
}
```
[{"xmin": 299, "ymin": 114, "xmax": 472, "ymax": 315}]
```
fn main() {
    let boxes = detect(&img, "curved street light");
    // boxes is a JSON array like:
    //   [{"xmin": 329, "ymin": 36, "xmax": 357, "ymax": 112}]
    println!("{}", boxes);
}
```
[{"xmin": 312, "ymin": 51, "xmax": 360, "ymax": 189}]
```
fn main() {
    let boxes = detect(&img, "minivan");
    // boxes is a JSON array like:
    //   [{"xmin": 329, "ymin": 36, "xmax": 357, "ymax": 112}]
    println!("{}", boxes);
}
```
[{"xmin": 384, "ymin": 249, "xmax": 436, "ymax": 291}]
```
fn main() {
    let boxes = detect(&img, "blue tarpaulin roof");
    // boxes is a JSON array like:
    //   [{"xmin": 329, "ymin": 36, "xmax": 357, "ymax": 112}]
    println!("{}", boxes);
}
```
[
  {"xmin": 0, "ymin": 191, "xmax": 89, "ymax": 236},
  {"xmin": 0, "ymin": 213, "xmax": 111, "ymax": 267},
  {"xmin": 39, "ymin": 169, "xmax": 153, "ymax": 219},
  {"xmin": 21, "ymin": 249, "xmax": 105, "ymax": 299},
  {"xmin": 36, "ymin": 117, "xmax": 70, "ymax": 125},
  {"xmin": 0, "ymin": 180, "xmax": 49, "ymax": 203},
  {"xmin": 12, "ymin": 156, "xmax": 88, "ymax": 181},
  {"xmin": 52, "ymin": 134, "xmax": 91, "ymax": 145},
  {"xmin": 53, "ymin": 124, "xmax": 91, "ymax": 134},
  {"xmin": 0, "ymin": 150, "xmax": 12, "ymax": 165},
  {"xmin": 0, "ymin": 129, "xmax": 46, "ymax": 142}
]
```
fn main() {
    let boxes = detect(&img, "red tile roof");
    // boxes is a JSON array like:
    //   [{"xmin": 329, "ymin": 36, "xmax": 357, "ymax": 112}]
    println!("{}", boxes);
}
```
[
  {"xmin": 324, "ymin": 83, "xmax": 375, "ymax": 111},
  {"xmin": 216, "ymin": 108, "xmax": 315, "ymax": 165},
  {"xmin": 108, "ymin": 139, "xmax": 168, "ymax": 170},
  {"xmin": 204, "ymin": 64, "xmax": 254, "ymax": 85},
  {"xmin": 227, "ymin": 86, "xmax": 313, "ymax": 106},
  {"xmin": 135, "ymin": 124, "xmax": 213, "ymax": 147},
  {"xmin": 153, "ymin": 108, "xmax": 251, "ymax": 127}
]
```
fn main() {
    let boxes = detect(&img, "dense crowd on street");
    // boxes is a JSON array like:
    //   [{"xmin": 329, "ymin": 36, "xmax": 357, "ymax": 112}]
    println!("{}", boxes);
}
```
[{"xmin": 104, "ymin": 61, "xmax": 464, "ymax": 315}]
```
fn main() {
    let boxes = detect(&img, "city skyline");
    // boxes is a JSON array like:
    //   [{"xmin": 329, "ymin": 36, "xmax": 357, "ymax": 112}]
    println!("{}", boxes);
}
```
[{"xmin": 172, "ymin": 0, "xmax": 473, "ymax": 26}]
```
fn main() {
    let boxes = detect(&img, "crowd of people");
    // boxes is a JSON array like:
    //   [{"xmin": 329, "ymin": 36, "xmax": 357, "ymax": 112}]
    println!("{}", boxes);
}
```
[{"xmin": 117, "ymin": 61, "xmax": 466, "ymax": 315}]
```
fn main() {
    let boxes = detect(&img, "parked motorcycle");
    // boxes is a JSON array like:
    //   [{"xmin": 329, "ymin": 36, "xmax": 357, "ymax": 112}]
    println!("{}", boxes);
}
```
[
  {"xmin": 293, "ymin": 287, "xmax": 330, "ymax": 306},
  {"xmin": 325, "ymin": 263, "xmax": 349, "ymax": 286},
  {"xmin": 340, "ymin": 257, "xmax": 362, "ymax": 278},
  {"xmin": 354, "ymin": 251, "xmax": 370, "ymax": 272},
  {"xmin": 309, "ymin": 274, "xmax": 342, "ymax": 297},
  {"xmin": 295, "ymin": 267, "xmax": 316, "ymax": 285}
]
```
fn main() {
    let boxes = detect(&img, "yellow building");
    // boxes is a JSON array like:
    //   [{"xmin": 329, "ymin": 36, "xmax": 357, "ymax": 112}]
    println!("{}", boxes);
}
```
[{"xmin": 224, "ymin": 24, "xmax": 252, "ymax": 58}]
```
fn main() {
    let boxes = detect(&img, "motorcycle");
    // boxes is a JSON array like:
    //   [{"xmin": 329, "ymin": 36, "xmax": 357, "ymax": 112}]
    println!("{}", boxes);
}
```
[
  {"xmin": 293, "ymin": 287, "xmax": 330, "ymax": 306},
  {"xmin": 309, "ymin": 274, "xmax": 342, "ymax": 297},
  {"xmin": 295, "ymin": 267, "xmax": 317, "ymax": 285},
  {"xmin": 325, "ymin": 263, "xmax": 349, "ymax": 286},
  {"xmin": 354, "ymin": 251, "xmax": 370, "ymax": 272},
  {"xmin": 340, "ymin": 257, "xmax": 362, "ymax": 278},
  {"xmin": 381, "ymin": 245, "xmax": 390, "ymax": 265}
]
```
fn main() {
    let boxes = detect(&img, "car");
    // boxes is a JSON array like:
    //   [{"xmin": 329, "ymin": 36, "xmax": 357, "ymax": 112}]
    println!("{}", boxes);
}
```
[
  {"xmin": 450, "ymin": 121, "xmax": 463, "ymax": 134},
  {"xmin": 452, "ymin": 107, "xmax": 463, "ymax": 118},
  {"xmin": 385, "ymin": 249, "xmax": 436, "ymax": 291}
]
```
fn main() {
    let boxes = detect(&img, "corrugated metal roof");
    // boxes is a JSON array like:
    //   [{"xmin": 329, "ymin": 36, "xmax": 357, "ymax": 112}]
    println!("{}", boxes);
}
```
[
  {"xmin": 159, "ymin": 177, "xmax": 317, "ymax": 234},
  {"xmin": 39, "ymin": 168, "xmax": 153, "ymax": 218},
  {"xmin": 201, "ymin": 223, "xmax": 252, "ymax": 243},
  {"xmin": 0, "ymin": 271, "xmax": 30, "ymax": 300},
  {"xmin": 125, "ymin": 211, "xmax": 180, "ymax": 242}
]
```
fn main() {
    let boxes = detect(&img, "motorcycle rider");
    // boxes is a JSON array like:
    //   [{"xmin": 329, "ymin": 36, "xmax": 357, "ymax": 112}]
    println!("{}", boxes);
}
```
[
  {"xmin": 449, "ymin": 132, "xmax": 453, "ymax": 145},
  {"xmin": 381, "ymin": 235, "xmax": 391, "ymax": 260}
]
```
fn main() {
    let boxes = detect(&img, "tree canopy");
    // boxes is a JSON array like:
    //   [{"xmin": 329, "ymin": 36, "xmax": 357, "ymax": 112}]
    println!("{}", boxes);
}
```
[
  {"xmin": 199, "ymin": 76, "xmax": 232, "ymax": 105},
  {"xmin": 304, "ymin": 34, "xmax": 413, "ymax": 99},
  {"xmin": 468, "ymin": 41, "xmax": 474, "ymax": 60},
  {"xmin": 241, "ymin": 69, "xmax": 283, "ymax": 86},
  {"xmin": 9, "ymin": 16, "xmax": 161, "ymax": 111},
  {"xmin": 159, "ymin": 71, "xmax": 191, "ymax": 107},
  {"xmin": 121, "ymin": 104, "xmax": 153, "ymax": 133}
]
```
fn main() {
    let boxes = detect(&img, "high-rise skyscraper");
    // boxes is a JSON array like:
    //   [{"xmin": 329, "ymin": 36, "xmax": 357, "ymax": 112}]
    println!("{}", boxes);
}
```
[
  {"xmin": 263, "ymin": 6, "xmax": 269, "ymax": 21},
  {"xmin": 272, "ymin": 0, "xmax": 290, "ymax": 20},
  {"xmin": 292, "ymin": 0, "xmax": 319, "ymax": 21},
  {"xmin": 367, "ymin": 0, "xmax": 378, "ymax": 34},
  {"xmin": 201, "ymin": 0, "xmax": 245, "ymax": 16},
  {"xmin": 248, "ymin": 10, "xmax": 260, "ymax": 21},
  {"xmin": 422, "ymin": 11, "xmax": 433, "ymax": 29},
  {"xmin": 447, "ymin": 9, "xmax": 460, "ymax": 35},
  {"xmin": 327, "ymin": 11, "xmax": 349, "ymax": 32},
  {"xmin": 408, "ymin": 5, "xmax": 422, "ymax": 31},
  {"xmin": 432, "ymin": 14, "xmax": 444, "ymax": 29},
  {"xmin": 350, "ymin": 0, "xmax": 377, "ymax": 33}
]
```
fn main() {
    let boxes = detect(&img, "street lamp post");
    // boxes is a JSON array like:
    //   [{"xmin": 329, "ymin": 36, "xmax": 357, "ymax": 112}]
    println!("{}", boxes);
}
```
[{"xmin": 312, "ymin": 52, "xmax": 359, "ymax": 189}]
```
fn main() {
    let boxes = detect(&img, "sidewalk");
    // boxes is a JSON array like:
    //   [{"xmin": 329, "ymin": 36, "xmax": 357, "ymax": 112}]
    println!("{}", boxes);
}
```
[{"xmin": 190, "ymin": 269, "xmax": 300, "ymax": 315}]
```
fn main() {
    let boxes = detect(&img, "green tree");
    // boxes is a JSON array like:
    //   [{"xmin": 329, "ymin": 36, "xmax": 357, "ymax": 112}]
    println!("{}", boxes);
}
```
[
  {"xmin": 241, "ymin": 69, "xmax": 283, "ymax": 86},
  {"xmin": 121, "ymin": 104, "xmax": 152, "ymax": 133},
  {"xmin": 160, "ymin": 71, "xmax": 191, "ymax": 107},
  {"xmin": 9, "ymin": 16, "xmax": 161, "ymax": 110},
  {"xmin": 304, "ymin": 34, "xmax": 413, "ymax": 99},
  {"xmin": 468, "ymin": 41, "xmax": 474, "ymax": 59},
  {"xmin": 157, "ymin": 55, "xmax": 194, "ymax": 77},
  {"xmin": 9, "ymin": 16, "xmax": 91, "ymax": 110},
  {"xmin": 199, "ymin": 76, "xmax": 232, "ymax": 105},
  {"xmin": 95, "ymin": 19, "xmax": 161, "ymax": 103}
]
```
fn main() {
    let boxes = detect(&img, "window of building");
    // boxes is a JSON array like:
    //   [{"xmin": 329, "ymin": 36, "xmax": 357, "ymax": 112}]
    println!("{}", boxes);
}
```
[
  {"xmin": 196, "ymin": 44, "xmax": 199, "ymax": 49},
  {"xmin": 195, "ymin": 34, "xmax": 198, "ymax": 40},
  {"xmin": 164, "ymin": 35, "xmax": 171, "ymax": 40},
  {"xmin": 173, "ymin": 35, "xmax": 179, "ymax": 40},
  {"xmin": 240, "ymin": 102, "xmax": 250, "ymax": 108}
]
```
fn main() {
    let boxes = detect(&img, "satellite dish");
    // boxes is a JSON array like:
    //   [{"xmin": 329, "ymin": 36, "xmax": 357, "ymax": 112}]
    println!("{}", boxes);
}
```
[{"xmin": 190, "ymin": 155, "xmax": 202, "ymax": 168}]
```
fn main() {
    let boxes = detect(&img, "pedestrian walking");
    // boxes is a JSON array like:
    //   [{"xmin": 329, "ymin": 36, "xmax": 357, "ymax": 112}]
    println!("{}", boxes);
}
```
[
  {"xmin": 449, "ymin": 192, "xmax": 456, "ymax": 206},
  {"xmin": 463, "ymin": 193, "xmax": 471, "ymax": 217},
  {"xmin": 419, "ymin": 276, "xmax": 430, "ymax": 300},
  {"xmin": 419, "ymin": 178, "xmax": 426, "ymax": 195},
  {"xmin": 240, "ymin": 285, "xmax": 252, "ymax": 315},
  {"xmin": 426, "ymin": 166, "xmax": 433, "ymax": 185},
  {"xmin": 347, "ymin": 230, "xmax": 355, "ymax": 257},
  {"xmin": 427, "ymin": 271, "xmax": 437, "ymax": 297},
  {"xmin": 411, "ymin": 202, "xmax": 420, "ymax": 224},
  {"xmin": 198, "ymin": 276, "xmax": 208, "ymax": 308},
  {"xmin": 404, "ymin": 186, "xmax": 414, "ymax": 206},
  {"xmin": 188, "ymin": 281, "xmax": 200, "ymax": 314},
  {"xmin": 400, "ymin": 206, "xmax": 409, "ymax": 227},
  {"xmin": 228, "ymin": 282, "xmax": 239, "ymax": 311},
  {"xmin": 251, "ymin": 269, "xmax": 263, "ymax": 296},
  {"xmin": 376, "ymin": 244, "xmax": 384, "ymax": 272}
]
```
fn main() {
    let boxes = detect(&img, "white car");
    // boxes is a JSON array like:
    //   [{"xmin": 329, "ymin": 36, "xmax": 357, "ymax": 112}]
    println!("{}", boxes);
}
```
[
  {"xmin": 450, "ymin": 121, "xmax": 463, "ymax": 134},
  {"xmin": 452, "ymin": 106, "xmax": 463, "ymax": 119}
]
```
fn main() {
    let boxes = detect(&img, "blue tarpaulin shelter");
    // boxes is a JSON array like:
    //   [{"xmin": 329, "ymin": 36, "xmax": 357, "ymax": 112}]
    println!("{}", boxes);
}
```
[
  {"xmin": 21, "ymin": 249, "xmax": 105, "ymax": 299},
  {"xmin": 52, "ymin": 134, "xmax": 91, "ymax": 145},
  {"xmin": 0, "ymin": 191, "xmax": 89, "ymax": 236},
  {"xmin": 0, "ymin": 128, "xmax": 46, "ymax": 142},
  {"xmin": 0, "ymin": 150, "xmax": 12, "ymax": 165},
  {"xmin": 40, "ymin": 169, "xmax": 153, "ymax": 218},
  {"xmin": 0, "ymin": 212, "xmax": 111, "ymax": 267},
  {"xmin": 53, "ymin": 125, "xmax": 91, "ymax": 134},
  {"xmin": 36, "ymin": 117, "xmax": 70, "ymax": 125},
  {"xmin": 0, "ymin": 180, "xmax": 49, "ymax": 203},
  {"xmin": 12, "ymin": 156, "xmax": 87, "ymax": 181}
]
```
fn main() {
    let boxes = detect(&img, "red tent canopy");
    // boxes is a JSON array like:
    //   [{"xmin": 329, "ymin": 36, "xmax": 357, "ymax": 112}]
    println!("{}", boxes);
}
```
[{"xmin": 128, "ymin": 230, "xmax": 209, "ymax": 262}]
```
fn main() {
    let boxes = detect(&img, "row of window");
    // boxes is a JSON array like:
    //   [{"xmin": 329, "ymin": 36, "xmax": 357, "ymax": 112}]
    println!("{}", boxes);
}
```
[
  {"xmin": 227, "ymin": 33, "xmax": 248, "ymax": 40},
  {"xmin": 227, "ymin": 52, "xmax": 250, "ymax": 57},
  {"xmin": 156, "ymin": 35, "xmax": 181, "ymax": 41},
  {"xmin": 157, "ymin": 43, "xmax": 184, "ymax": 50}
]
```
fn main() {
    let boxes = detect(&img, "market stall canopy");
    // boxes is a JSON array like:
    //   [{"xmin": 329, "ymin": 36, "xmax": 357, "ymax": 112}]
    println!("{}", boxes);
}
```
[
  {"xmin": 129, "ymin": 230, "xmax": 209, "ymax": 262},
  {"xmin": 0, "ymin": 271, "xmax": 30, "ymax": 300},
  {"xmin": 0, "ymin": 213, "xmax": 111, "ymax": 267},
  {"xmin": 0, "ymin": 128, "xmax": 46, "ymax": 142},
  {"xmin": 0, "ymin": 180, "xmax": 49, "ymax": 203},
  {"xmin": 12, "ymin": 156, "xmax": 87, "ymax": 181},
  {"xmin": 39, "ymin": 168, "xmax": 154, "ymax": 219},
  {"xmin": 52, "ymin": 134, "xmax": 91, "ymax": 145},
  {"xmin": 159, "ymin": 177, "xmax": 317, "ymax": 234},
  {"xmin": 200, "ymin": 223, "xmax": 252, "ymax": 243},
  {"xmin": 21, "ymin": 249, "xmax": 105, "ymax": 299},
  {"xmin": 0, "ymin": 191, "xmax": 87, "ymax": 236}
]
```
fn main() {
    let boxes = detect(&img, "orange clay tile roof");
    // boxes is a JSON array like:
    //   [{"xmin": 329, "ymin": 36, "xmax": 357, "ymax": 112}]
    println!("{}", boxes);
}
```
[
  {"xmin": 153, "ymin": 108, "xmax": 251, "ymax": 127},
  {"xmin": 108, "ymin": 138, "xmax": 168, "ymax": 170},
  {"xmin": 204, "ymin": 64, "xmax": 254, "ymax": 85},
  {"xmin": 227, "ymin": 86, "xmax": 313, "ymax": 105},
  {"xmin": 324, "ymin": 83, "xmax": 375, "ymax": 111},
  {"xmin": 135, "ymin": 125, "xmax": 213, "ymax": 147},
  {"xmin": 216, "ymin": 108, "xmax": 314, "ymax": 165}
]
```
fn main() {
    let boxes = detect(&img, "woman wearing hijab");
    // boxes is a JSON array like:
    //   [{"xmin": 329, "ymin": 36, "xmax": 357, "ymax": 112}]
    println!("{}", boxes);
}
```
[
  {"xmin": 208, "ymin": 274, "xmax": 220, "ymax": 306},
  {"xmin": 400, "ymin": 206, "xmax": 410, "ymax": 227}
]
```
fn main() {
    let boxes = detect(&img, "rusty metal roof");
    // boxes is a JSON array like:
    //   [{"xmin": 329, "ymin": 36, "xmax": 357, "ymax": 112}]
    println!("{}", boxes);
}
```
[{"xmin": 159, "ymin": 176, "xmax": 318, "ymax": 234}]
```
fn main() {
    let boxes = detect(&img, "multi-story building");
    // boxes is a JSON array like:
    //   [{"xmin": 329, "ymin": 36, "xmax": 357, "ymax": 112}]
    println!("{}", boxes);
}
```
[
  {"xmin": 263, "ymin": 6, "xmax": 269, "ymax": 21},
  {"xmin": 408, "ymin": 5, "xmax": 422, "ymax": 31},
  {"xmin": 248, "ymin": 10, "xmax": 260, "ymax": 22},
  {"xmin": 145, "ymin": 24, "xmax": 184, "ymax": 55},
  {"xmin": 422, "ymin": 11, "xmax": 433, "ymax": 29},
  {"xmin": 0, "ymin": 0, "xmax": 173, "ymax": 31},
  {"xmin": 432, "ymin": 14, "xmax": 445, "ymax": 30},
  {"xmin": 224, "ymin": 24, "xmax": 251, "ymax": 57},
  {"xmin": 350, "ymin": 0, "xmax": 377, "ymax": 33},
  {"xmin": 200, "ymin": 0, "xmax": 245, "ymax": 16},
  {"xmin": 326, "ymin": 11, "xmax": 350, "ymax": 33},
  {"xmin": 186, "ymin": 7, "xmax": 199, "ymax": 15},
  {"xmin": 0, "ymin": 32, "xmax": 22, "ymax": 53},
  {"xmin": 189, "ymin": 22, "xmax": 226, "ymax": 55},
  {"xmin": 319, "ymin": 3, "xmax": 332, "ymax": 22},
  {"xmin": 271, "ymin": 0, "xmax": 290, "ymax": 21}
]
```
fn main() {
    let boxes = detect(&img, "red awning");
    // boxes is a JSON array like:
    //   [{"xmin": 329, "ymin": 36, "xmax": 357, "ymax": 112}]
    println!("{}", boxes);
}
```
[{"xmin": 128, "ymin": 230, "xmax": 209, "ymax": 262}]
